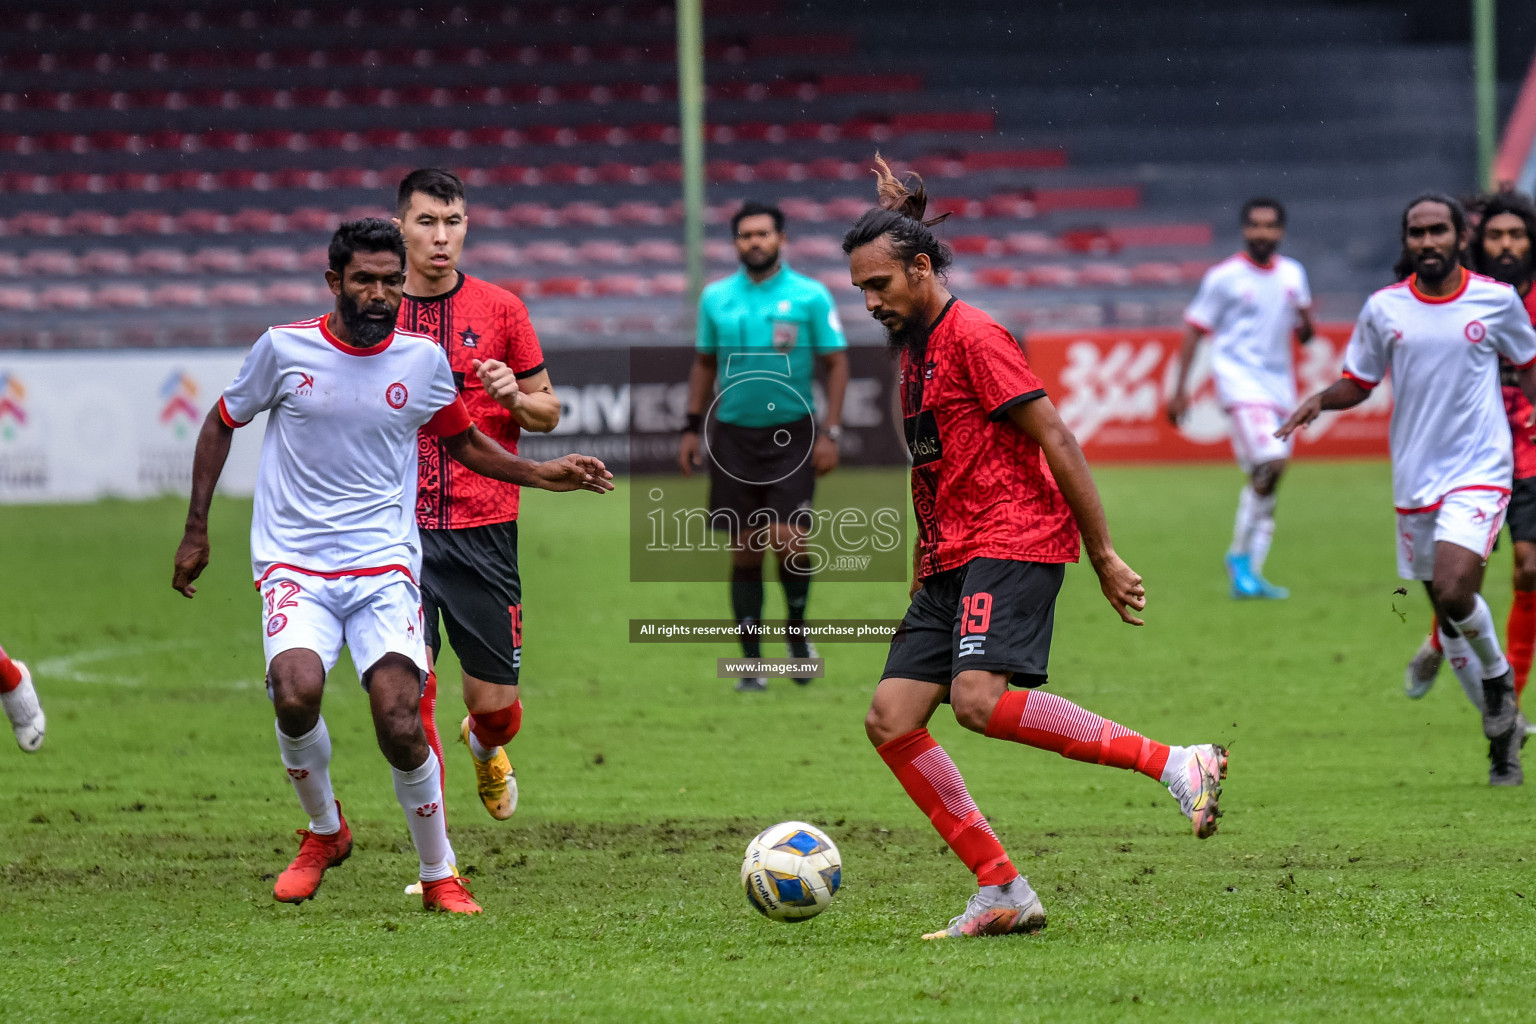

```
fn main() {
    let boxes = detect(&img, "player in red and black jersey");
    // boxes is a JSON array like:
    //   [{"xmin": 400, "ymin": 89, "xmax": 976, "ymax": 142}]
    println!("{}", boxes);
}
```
[
  {"xmin": 1406, "ymin": 191, "xmax": 1536, "ymax": 710},
  {"xmin": 845, "ymin": 159, "xmax": 1230, "ymax": 939},
  {"xmin": 395, "ymin": 169, "xmax": 559, "ymax": 832}
]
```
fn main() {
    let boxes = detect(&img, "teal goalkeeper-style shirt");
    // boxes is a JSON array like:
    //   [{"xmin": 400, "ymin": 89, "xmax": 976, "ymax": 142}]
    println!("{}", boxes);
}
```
[{"xmin": 696, "ymin": 263, "xmax": 848, "ymax": 427}]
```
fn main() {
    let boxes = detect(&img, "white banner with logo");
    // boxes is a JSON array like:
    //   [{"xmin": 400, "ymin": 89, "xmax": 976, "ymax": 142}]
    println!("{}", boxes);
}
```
[{"xmin": 0, "ymin": 350, "xmax": 265, "ymax": 503}]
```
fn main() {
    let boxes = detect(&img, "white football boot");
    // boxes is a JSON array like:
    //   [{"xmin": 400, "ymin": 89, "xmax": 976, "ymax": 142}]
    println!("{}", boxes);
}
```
[
  {"xmin": 923, "ymin": 875, "xmax": 1046, "ymax": 939},
  {"xmin": 2, "ymin": 661, "xmax": 45, "ymax": 752},
  {"xmin": 1404, "ymin": 636, "xmax": 1442, "ymax": 699}
]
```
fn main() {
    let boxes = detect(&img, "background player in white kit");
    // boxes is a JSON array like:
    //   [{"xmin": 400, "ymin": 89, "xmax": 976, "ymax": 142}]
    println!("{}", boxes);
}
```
[
  {"xmin": 1169, "ymin": 199, "xmax": 1315, "ymax": 599},
  {"xmin": 1279, "ymin": 194, "xmax": 1536, "ymax": 786},
  {"xmin": 170, "ymin": 220, "xmax": 613, "ymax": 912}
]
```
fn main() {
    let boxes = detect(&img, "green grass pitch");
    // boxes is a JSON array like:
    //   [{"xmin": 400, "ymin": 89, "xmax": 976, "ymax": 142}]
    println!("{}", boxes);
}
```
[{"xmin": 2, "ymin": 461, "xmax": 1533, "ymax": 1022}]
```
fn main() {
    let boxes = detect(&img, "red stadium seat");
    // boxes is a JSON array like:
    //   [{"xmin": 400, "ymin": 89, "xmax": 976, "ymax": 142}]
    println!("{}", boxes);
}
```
[
  {"xmin": 1023, "ymin": 265, "xmax": 1078, "ymax": 288},
  {"xmin": 706, "ymin": 237, "xmax": 743, "ymax": 260},
  {"xmin": 37, "ymin": 284, "xmax": 93, "ymax": 310},
  {"xmin": 464, "ymin": 242, "xmax": 521, "ymax": 268},
  {"xmin": 1129, "ymin": 262, "xmax": 1185, "ymax": 286},
  {"xmin": 491, "ymin": 278, "xmax": 537, "ymax": 298},
  {"xmin": 596, "ymin": 163, "xmax": 647, "ymax": 185},
  {"xmin": 191, "ymin": 248, "xmax": 245, "ymax": 273},
  {"xmin": 326, "ymin": 168, "xmax": 376, "ymax": 189},
  {"xmin": 539, "ymin": 276, "xmax": 591, "ymax": 297},
  {"xmin": 1005, "ymin": 232, "xmax": 1059, "ymax": 255},
  {"xmin": 1058, "ymin": 228, "xmax": 1120, "ymax": 255},
  {"xmin": 823, "ymin": 197, "xmax": 868, "ymax": 220},
  {"xmin": 230, "ymin": 209, "xmax": 284, "ymax": 233},
  {"xmin": 523, "ymin": 241, "xmax": 577, "ymax": 265},
  {"xmin": 208, "ymin": 282, "xmax": 265, "ymax": 306},
  {"xmin": 595, "ymin": 275, "xmax": 647, "ymax": 297},
  {"xmin": 10, "ymin": 212, "xmax": 63, "ymax": 236},
  {"xmin": 1108, "ymin": 223, "xmax": 1214, "ymax": 248},
  {"xmin": 177, "ymin": 209, "xmax": 229, "ymax": 234},
  {"xmin": 576, "ymin": 240, "xmax": 630, "ymax": 264},
  {"xmin": 0, "ymin": 254, "xmax": 20, "ymax": 277},
  {"xmin": 88, "ymin": 130, "xmax": 135, "ymax": 152},
  {"xmin": 984, "ymin": 194, "xmax": 1037, "ymax": 219},
  {"xmin": 22, "ymin": 250, "xmax": 78, "ymax": 275},
  {"xmin": 1078, "ymin": 262, "xmax": 1133, "ymax": 287},
  {"xmin": 287, "ymin": 208, "xmax": 337, "ymax": 232},
  {"xmin": 263, "ymin": 280, "xmax": 324, "ymax": 304},
  {"xmin": 752, "ymin": 159, "xmax": 806, "ymax": 182},
  {"xmin": 787, "ymin": 235, "xmax": 841, "ymax": 260},
  {"xmin": 271, "ymin": 169, "xmax": 329, "ymax": 190},
  {"xmin": 297, "ymin": 247, "xmax": 329, "ymax": 270},
  {"xmin": 0, "ymin": 288, "xmax": 36, "ymax": 312},
  {"xmin": 649, "ymin": 273, "xmax": 688, "ymax": 296},
  {"xmin": 1179, "ymin": 260, "xmax": 1213, "ymax": 283},
  {"xmin": 468, "ymin": 127, "xmax": 521, "ymax": 148},
  {"xmin": 134, "ymin": 249, "xmax": 191, "ymax": 274},
  {"xmin": 807, "ymin": 159, "xmax": 858, "ymax": 181},
  {"xmin": 62, "ymin": 210, "xmax": 116, "ymax": 235},
  {"xmin": 78, "ymin": 249, "xmax": 133, "ymax": 274},
  {"xmin": 778, "ymin": 198, "xmax": 826, "ymax": 223},
  {"xmin": 247, "ymin": 247, "xmax": 301, "ymax": 272},
  {"xmin": 559, "ymin": 202, "xmax": 612, "ymax": 227},
  {"xmin": 96, "ymin": 284, "xmax": 151, "ymax": 308},
  {"xmin": 974, "ymin": 267, "xmax": 1021, "ymax": 289},
  {"xmin": 613, "ymin": 201, "xmax": 670, "ymax": 226},
  {"xmin": 505, "ymin": 203, "xmax": 558, "ymax": 228},
  {"xmin": 150, "ymin": 284, "xmax": 207, "ymax": 307},
  {"xmin": 632, "ymin": 239, "xmax": 683, "ymax": 264}
]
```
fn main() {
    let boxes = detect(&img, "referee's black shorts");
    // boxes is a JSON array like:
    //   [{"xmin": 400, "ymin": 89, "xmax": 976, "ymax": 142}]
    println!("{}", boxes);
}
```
[
  {"xmin": 881, "ymin": 557, "xmax": 1064, "ymax": 695},
  {"xmin": 706, "ymin": 416, "xmax": 817, "ymax": 539},
  {"xmin": 421, "ymin": 520, "xmax": 522, "ymax": 686}
]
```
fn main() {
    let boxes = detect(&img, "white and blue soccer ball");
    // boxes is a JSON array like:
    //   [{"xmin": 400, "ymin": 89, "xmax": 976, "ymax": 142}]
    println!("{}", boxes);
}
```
[{"xmin": 741, "ymin": 821, "xmax": 842, "ymax": 922}]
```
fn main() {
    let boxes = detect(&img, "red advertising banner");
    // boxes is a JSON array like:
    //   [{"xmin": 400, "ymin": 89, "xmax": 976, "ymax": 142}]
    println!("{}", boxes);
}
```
[{"xmin": 1025, "ymin": 324, "xmax": 1391, "ymax": 463}]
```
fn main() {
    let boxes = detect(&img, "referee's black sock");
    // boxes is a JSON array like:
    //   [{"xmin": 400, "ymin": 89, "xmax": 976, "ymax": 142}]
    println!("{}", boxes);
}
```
[
  {"xmin": 731, "ymin": 564, "xmax": 764, "ymax": 659},
  {"xmin": 781, "ymin": 559, "xmax": 813, "ymax": 656}
]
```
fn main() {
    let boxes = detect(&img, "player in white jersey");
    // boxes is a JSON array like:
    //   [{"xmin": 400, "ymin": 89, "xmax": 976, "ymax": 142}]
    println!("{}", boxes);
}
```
[
  {"xmin": 1279, "ymin": 193, "xmax": 1536, "ymax": 785},
  {"xmin": 1169, "ymin": 198, "xmax": 1315, "ymax": 600},
  {"xmin": 171, "ymin": 220, "xmax": 613, "ymax": 911}
]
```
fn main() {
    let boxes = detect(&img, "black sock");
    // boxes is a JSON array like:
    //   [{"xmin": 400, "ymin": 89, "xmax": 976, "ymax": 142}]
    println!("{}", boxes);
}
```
[
  {"xmin": 780, "ymin": 559, "xmax": 812, "ymax": 654},
  {"xmin": 731, "ymin": 564, "xmax": 764, "ymax": 658}
]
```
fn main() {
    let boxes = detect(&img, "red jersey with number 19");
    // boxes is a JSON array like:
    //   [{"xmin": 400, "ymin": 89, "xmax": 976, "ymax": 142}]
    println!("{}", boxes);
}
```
[
  {"xmin": 402, "ymin": 272, "xmax": 547, "ymax": 529},
  {"xmin": 1500, "ymin": 287, "xmax": 1536, "ymax": 480},
  {"xmin": 900, "ymin": 298, "xmax": 1081, "ymax": 578}
]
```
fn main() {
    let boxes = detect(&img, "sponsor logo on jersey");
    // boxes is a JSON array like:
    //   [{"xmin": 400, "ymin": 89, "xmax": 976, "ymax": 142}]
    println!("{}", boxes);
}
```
[
  {"xmin": 904, "ymin": 409, "xmax": 943, "ymax": 466},
  {"xmin": 1466, "ymin": 320, "xmax": 1487, "ymax": 343},
  {"xmin": 958, "ymin": 635, "xmax": 986, "ymax": 658},
  {"xmin": 459, "ymin": 326, "xmax": 480, "ymax": 348},
  {"xmin": 295, "ymin": 373, "xmax": 315, "ymax": 396},
  {"xmin": 386, "ymin": 382, "xmax": 409, "ymax": 409},
  {"xmin": 266, "ymin": 613, "xmax": 288, "ymax": 636}
]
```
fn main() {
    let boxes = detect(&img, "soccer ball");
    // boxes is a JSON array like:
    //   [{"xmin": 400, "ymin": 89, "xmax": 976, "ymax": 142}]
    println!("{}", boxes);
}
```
[{"xmin": 741, "ymin": 821, "xmax": 842, "ymax": 922}]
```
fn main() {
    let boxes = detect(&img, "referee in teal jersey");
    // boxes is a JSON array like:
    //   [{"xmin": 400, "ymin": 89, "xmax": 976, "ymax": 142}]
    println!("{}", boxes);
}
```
[{"xmin": 679, "ymin": 201, "xmax": 850, "ymax": 691}]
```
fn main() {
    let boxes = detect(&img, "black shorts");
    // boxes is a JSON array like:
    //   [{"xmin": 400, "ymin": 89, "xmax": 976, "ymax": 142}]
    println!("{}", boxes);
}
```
[
  {"xmin": 421, "ymin": 520, "xmax": 522, "ymax": 686},
  {"xmin": 707, "ymin": 416, "xmax": 817, "ymax": 538},
  {"xmin": 1510, "ymin": 477, "xmax": 1536, "ymax": 544},
  {"xmin": 881, "ymin": 558, "xmax": 1064, "ymax": 690}
]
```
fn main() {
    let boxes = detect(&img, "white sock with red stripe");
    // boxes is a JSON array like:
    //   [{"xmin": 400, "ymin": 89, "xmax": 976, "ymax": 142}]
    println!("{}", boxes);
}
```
[
  {"xmin": 275, "ymin": 718, "xmax": 339, "ymax": 835},
  {"xmin": 1248, "ymin": 491, "xmax": 1278, "ymax": 574},
  {"xmin": 1438, "ymin": 629, "xmax": 1487, "ymax": 713},
  {"xmin": 392, "ymin": 753, "xmax": 455, "ymax": 882},
  {"xmin": 1450, "ymin": 595, "xmax": 1511, "ymax": 680},
  {"xmin": 1229, "ymin": 485, "xmax": 1258, "ymax": 558}
]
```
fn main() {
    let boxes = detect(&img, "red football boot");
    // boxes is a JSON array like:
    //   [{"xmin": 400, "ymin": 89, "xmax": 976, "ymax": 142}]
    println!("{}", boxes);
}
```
[
  {"xmin": 273, "ymin": 802, "xmax": 353, "ymax": 904},
  {"xmin": 420, "ymin": 875, "xmax": 482, "ymax": 914}
]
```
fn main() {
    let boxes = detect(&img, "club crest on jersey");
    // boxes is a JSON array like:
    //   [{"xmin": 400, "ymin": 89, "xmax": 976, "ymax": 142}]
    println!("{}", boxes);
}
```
[
  {"xmin": 386, "ymin": 382, "xmax": 409, "ymax": 409},
  {"xmin": 1465, "ymin": 320, "xmax": 1487, "ymax": 343},
  {"xmin": 459, "ymin": 326, "xmax": 480, "ymax": 348},
  {"xmin": 266, "ymin": 613, "xmax": 288, "ymax": 636},
  {"xmin": 294, "ymin": 373, "xmax": 314, "ymax": 396}
]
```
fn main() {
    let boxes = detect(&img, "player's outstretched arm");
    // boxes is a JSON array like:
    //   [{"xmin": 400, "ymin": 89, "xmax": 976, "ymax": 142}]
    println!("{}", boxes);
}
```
[
  {"xmin": 173, "ymin": 405, "xmax": 236, "ymax": 598},
  {"xmin": 1275, "ymin": 378, "xmax": 1371, "ymax": 440},
  {"xmin": 1007, "ymin": 396, "xmax": 1146, "ymax": 626},
  {"xmin": 442, "ymin": 426, "xmax": 614, "ymax": 493}
]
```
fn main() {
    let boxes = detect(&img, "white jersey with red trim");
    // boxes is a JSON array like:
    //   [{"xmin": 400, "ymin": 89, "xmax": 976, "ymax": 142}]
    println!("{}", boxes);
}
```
[
  {"xmin": 219, "ymin": 315, "xmax": 471, "ymax": 584},
  {"xmin": 1184, "ymin": 253, "xmax": 1311, "ymax": 409},
  {"xmin": 1342, "ymin": 270, "xmax": 1536, "ymax": 511}
]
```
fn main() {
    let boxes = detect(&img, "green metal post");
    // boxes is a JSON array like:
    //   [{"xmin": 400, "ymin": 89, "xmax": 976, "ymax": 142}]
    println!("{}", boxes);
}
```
[
  {"xmin": 677, "ymin": 0, "xmax": 706, "ymax": 305},
  {"xmin": 1474, "ymin": 0, "xmax": 1497, "ymax": 188}
]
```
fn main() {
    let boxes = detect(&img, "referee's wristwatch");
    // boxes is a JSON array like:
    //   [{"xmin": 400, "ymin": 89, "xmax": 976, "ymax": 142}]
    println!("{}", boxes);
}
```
[{"xmin": 823, "ymin": 424, "xmax": 843, "ymax": 444}]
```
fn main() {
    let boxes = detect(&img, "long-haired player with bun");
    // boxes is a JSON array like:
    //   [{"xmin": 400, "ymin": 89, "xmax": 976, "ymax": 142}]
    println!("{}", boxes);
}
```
[{"xmin": 846, "ymin": 158, "xmax": 1229, "ymax": 940}]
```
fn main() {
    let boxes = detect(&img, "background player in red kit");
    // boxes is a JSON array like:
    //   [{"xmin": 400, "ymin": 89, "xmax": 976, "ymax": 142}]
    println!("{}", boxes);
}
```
[
  {"xmin": 394, "ymin": 168, "xmax": 560, "ymax": 829},
  {"xmin": 845, "ymin": 160, "xmax": 1229, "ymax": 940},
  {"xmin": 1404, "ymin": 192, "xmax": 1536, "ymax": 714}
]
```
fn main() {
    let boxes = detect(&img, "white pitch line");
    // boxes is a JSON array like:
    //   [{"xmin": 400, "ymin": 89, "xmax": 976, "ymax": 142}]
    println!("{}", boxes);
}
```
[{"xmin": 35, "ymin": 638, "xmax": 258, "ymax": 690}]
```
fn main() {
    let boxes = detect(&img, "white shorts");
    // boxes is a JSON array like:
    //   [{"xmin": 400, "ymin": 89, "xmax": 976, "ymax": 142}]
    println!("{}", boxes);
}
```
[
  {"xmin": 1395, "ymin": 488, "xmax": 1510, "ymax": 581},
  {"xmin": 1226, "ymin": 403, "xmax": 1293, "ymax": 472},
  {"xmin": 259, "ymin": 569, "xmax": 428, "ymax": 687}
]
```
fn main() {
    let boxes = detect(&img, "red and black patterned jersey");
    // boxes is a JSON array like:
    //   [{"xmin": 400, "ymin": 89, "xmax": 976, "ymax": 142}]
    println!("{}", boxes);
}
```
[
  {"xmin": 1501, "ymin": 287, "xmax": 1536, "ymax": 481},
  {"xmin": 901, "ymin": 298, "xmax": 1081, "ymax": 578},
  {"xmin": 401, "ymin": 272, "xmax": 547, "ymax": 528}
]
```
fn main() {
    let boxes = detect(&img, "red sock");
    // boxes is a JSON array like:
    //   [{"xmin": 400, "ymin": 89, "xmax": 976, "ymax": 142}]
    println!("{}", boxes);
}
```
[
  {"xmin": 0, "ymin": 649, "xmax": 21, "ymax": 694},
  {"xmin": 985, "ymin": 690, "xmax": 1170, "ymax": 780},
  {"xmin": 875, "ymin": 728, "xmax": 1017, "ymax": 887},
  {"xmin": 1508, "ymin": 591, "xmax": 1536, "ymax": 699},
  {"xmin": 1429, "ymin": 616, "xmax": 1442, "ymax": 653},
  {"xmin": 469, "ymin": 699, "xmax": 523, "ymax": 750},
  {"xmin": 419, "ymin": 670, "xmax": 445, "ymax": 782}
]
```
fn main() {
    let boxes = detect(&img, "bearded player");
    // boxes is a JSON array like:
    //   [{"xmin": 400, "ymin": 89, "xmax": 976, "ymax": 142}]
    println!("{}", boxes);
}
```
[
  {"xmin": 1404, "ymin": 192, "xmax": 1536, "ymax": 709},
  {"xmin": 394, "ymin": 168, "xmax": 559, "ymax": 828},
  {"xmin": 847, "ymin": 158, "xmax": 1228, "ymax": 940},
  {"xmin": 172, "ymin": 219, "xmax": 612, "ymax": 912},
  {"xmin": 1280, "ymin": 193, "xmax": 1536, "ymax": 786},
  {"xmin": 0, "ymin": 642, "xmax": 43, "ymax": 752},
  {"xmin": 1168, "ymin": 198, "xmax": 1314, "ymax": 600}
]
